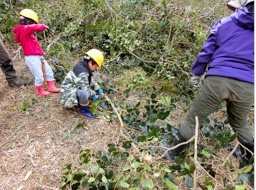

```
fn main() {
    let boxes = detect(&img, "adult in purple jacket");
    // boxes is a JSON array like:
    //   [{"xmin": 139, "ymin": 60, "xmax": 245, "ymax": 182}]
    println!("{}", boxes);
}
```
[{"xmin": 161, "ymin": 1, "xmax": 254, "ymax": 164}]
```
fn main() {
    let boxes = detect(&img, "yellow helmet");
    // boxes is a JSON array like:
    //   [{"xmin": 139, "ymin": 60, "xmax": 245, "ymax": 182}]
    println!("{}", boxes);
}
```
[
  {"xmin": 85, "ymin": 49, "xmax": 104, "ymax": 69},
  {"xmin": 19, "ymin": 9, "xmax": 39, "ymax": 23}
]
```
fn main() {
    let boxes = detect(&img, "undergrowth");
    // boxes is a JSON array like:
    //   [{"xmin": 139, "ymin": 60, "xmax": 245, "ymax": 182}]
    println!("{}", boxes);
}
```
[{"xmin": 0, "ymin": 0, "xmax": 253, "ymax": 189}]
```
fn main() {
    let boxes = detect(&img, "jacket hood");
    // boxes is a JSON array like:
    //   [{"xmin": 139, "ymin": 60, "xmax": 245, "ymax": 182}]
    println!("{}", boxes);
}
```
[
  {"xmin": 231, "ymin": 7, "xmax": 254, "ymax": 30},
  {"xmin": 13, "ymin": 25, "xmax": 22, "ymax": 43}
]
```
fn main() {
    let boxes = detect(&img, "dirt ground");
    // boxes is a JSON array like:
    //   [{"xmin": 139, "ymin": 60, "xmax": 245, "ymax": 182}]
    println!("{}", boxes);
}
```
[{"xmin": 0, "ymin": 58, "xmax": 120, "ymax": 190}]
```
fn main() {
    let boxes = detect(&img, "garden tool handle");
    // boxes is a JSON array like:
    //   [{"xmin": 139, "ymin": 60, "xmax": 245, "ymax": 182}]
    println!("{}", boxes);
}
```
[{"xmin": 41, "ymin": 58, "xmax": 47, "ymax": 87}]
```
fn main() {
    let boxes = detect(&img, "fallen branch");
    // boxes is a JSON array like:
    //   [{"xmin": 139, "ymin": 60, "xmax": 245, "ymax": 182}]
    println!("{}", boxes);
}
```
[
  {"xmin": 222, "ymin": 141, "xmax": 239, "ymax": 166},
  {"xmin": 155, "ymin": 136, "xmax": 195, "ymax": 160},
  {"xmin": 193, "ymin": 116, "xmax": 199, "ymax": 190},
  {"xmin": 102, "ymin": 94, "xmax": 140, "ymax": 153}
]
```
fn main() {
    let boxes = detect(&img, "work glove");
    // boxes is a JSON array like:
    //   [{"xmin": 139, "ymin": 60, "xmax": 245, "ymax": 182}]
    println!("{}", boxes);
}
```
[
  {"xmin": 92, "ymin": 95, "xmax": 99, "ymax": 101},
  {"xmin": 45, "ymin": 26, "xmax": 50, "ymax": 33},
  {"xmin": 98, "ymin": 89, "xmax": 104, "ymax": 95},
  {"xmin": 190, "ymin": 75, "xmax": 201, "ymax": 88}
]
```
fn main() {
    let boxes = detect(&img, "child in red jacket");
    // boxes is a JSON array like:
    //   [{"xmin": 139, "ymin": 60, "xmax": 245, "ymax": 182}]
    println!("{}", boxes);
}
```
[{"xmin": 13, "ymin": 9, "xmax": 60, "ymax": 96}]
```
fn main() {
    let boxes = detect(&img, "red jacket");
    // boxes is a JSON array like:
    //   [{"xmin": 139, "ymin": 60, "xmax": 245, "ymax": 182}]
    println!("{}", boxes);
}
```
[{"xmin": 13, "ymin": 24, "xmax": 46, "ymax": 56}]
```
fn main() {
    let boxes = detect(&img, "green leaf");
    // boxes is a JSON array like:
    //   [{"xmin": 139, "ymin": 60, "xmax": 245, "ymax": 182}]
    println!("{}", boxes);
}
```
[
  {"xmin": 66, "ymin": 164, "xmax": 72, "ymax": 170},
  {"xmin": 185, "ymin": 175, "xmax": 194, "ymax": 188},
  {"xmin": 141, "ymin": 179, "xmax": 154, "ymax": 189},
  {"xmin": 123, "ymin": 166, "xmax": 131, "ymax": 171},
  {"xmin": 232, "ymin": 174, "xmax": 238, "ymax": 180},
  {"xmin": 184, "ymin": 162, "xmax": 190, "ymax": 170},
  {"xmin": 165, "ymin": 179, "xmax": 178, "ymax": 190},
  {"xmin": 151, "ymin": 93, "xmax": 157, "ymax": 99},
  {"xmin": 122, "ymin": 141, "xmax": 132, "ymax": 149},
  {"xmin": 129, "ymin": 187, "xmax": 140, "ymax": 190},
  {"xmin": 201, "ymin": 149, "xmax": 211, "ymax": 158},
  {"xmin": 91, "ymin": 165, "xmax": 99, "ymax": 174},
  {"xmin": 73, "ymin": 173, "xmax": 86, "ymax": 181},
  {"xmin": 124, "ymin": 88, "xmax": 131, "ymax": 98},
  {"xmin": 88, "ymin": 177, "xmax": 95, "ymax": 183},
  {"xmin": 137, "ymin": 135, "xmax": 147, "ymax": 142},
  {"xmin": 121, "ymin": 152, "xmax": 129, "ymax": 160},
  {"xmin": 131, "ymin": 161, "xmax": 141, "ymax": 169},
  {"xmin": 164, "ymin": 168, "xmax": 172, "ymax": 173},
  {"xmin": 157, "ymin": 111, "xmax": 170, "ymax": 120},
  {"xmin": 102, "ymin": 175, "xmax": 108, "ymax": 183},
  {"xmin": 235, "ymin": 184, "xmax": 247, "ymax": 190},
  {"xmin": 206, "ymin": 185, "xmax": 214, "ymax": 190},
  {"xmin": 144, "ymin": 165, "xmax": 152, "ymax": 172},
  {"xmin": 118, "ymin": 181, "xmax": 130, "ymax": 188},
  {"xmin": 243, "ymin": 165, "xmax": 253, "ymax": 173}
]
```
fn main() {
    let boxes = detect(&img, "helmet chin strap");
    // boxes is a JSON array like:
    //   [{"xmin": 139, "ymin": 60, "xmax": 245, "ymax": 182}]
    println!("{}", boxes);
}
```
[{"xmin": 84, "ymin": 55, "xmax": 90, "ymax": 60}]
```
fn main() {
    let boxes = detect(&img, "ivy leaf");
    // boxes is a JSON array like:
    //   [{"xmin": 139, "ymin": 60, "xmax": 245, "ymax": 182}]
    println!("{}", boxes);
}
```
[
  {"xmin": 88, "ymin": 177, "xmax": 95, "ymax": 183},
  {"xmin": 157, "ymin": 111, "xmax": 170, "ymax": 120},
  {"xmin": 118, "ymin": 181, "xmax": 130, "ymax": 188},
  {"xmin": 165, "ymin": 179, "xmax": 178, "ymax": 190},
  {"xmin": 185, "ymin": 175, "xmax": 194, "ymax": 188},
  {"xmin": 102, "ymin": 175, "xmax": 108, "ymax": 183},
  {"xmin": 91, "ymin": 166, "xmax": 99, "ymax": 174},
  {"xmin": 151, "ymin": 93, "xmax": 157, "ymax": 99},
  {"xmin": 235, "ymin": 184, "xmax": 247, "ymax": 190},
  {"xmin": 243, "ymin": 165, "xmax": 253, "ymax": 173},
  {"xmin": 121, "ymin": 152, "xmax": 129, "ymax": 160},
  {"xmin": 124, "ymin": 88, "xmax": 131, "ymax": 98},
  {"xmin": 232, "ymin": 174, "xmax": 238, "ymax": 180},
  {"xmin": 66, "ymin": 164, "xmax": 72, "ymax": 170},
  {"xmin": 73, "ymin": 173, "xmax": 86, "ymax": 181},
  {"xmin": 137, "ymin": 135, "xmax": 147, "ymax": 142},
  {"xmin": 201, "ymin": 149, "xmax": 211, "ymax": 158},
  {"xmin": 122, "ymin": 141, "xmax": 132, "ymax": 149},
  {"xmin": 141, "ymin": 179, "xmax": 153, "ymax": 189},
  {"xmin": 131, "ymin": 161, "xmax": 141, "ymax": 169}
]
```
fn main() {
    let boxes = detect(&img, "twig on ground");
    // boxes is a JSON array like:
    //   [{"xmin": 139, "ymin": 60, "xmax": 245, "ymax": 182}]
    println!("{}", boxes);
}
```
[
  {"xmin": 102, "ymin": 94, "xmax": 140, "ymax": 153},
  {"xmin": 222, "ymin": 141, "xmax": 239, "ymax": 166},
  {"xmin": 193, "ymin": 116, "xmax": 199, "ymax": 190},
  {"xmin": 155, "ymin": 136, "xmax": 195, "ymax": 160}
]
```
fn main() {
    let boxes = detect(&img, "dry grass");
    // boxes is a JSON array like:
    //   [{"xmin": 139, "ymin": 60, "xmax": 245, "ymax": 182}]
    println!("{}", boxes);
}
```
[{"xmin": 0, "ymin": 59, "xmax": 120, "ymax": 190}]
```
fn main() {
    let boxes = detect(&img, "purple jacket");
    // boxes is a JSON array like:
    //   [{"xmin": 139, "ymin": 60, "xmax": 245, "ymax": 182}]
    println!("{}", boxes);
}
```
[{"xmin": 191, "ymin": 7, "xmax": 254, "ymax": 84}]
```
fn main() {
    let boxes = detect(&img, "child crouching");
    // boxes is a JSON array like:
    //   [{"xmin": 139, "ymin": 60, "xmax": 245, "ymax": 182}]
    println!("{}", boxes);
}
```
[{"xmin": 59, "ymin": 49, "xmax": 104, "ymax": 118}]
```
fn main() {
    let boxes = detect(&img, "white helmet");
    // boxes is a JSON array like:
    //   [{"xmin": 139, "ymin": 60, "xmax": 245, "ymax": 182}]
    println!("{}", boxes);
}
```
[{"xmin": 227, "ymin": 0, "xmax": 254, "ymax": 10}]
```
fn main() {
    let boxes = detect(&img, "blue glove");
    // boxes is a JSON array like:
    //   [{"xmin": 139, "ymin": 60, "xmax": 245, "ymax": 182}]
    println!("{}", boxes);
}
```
[
  {"xmin": 98, "ymin": 89, "xmax": 103, "ymax": 95},
  {"xmin": 92, "ymin": 95, "xmax": 99, "ymax": 101}
]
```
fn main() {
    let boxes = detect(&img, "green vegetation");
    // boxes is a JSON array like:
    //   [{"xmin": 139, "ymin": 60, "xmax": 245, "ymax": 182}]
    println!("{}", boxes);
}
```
[{"xmin": 1, "ymin": 0, "xmax": 253, "ymax": 189}]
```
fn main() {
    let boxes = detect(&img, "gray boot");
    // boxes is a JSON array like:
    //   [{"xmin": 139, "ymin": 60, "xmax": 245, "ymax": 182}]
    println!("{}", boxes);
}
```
[
  {"xmin": 234, "ymin": 142, "xmax": 254, "ymax": 165},
  {"xmin": 7, "ymin": 78, "xmax": 26, "ymax": 87},
  {"xmin": 160, "ymin": 131, "xmax": 188, "ymax": 160}
]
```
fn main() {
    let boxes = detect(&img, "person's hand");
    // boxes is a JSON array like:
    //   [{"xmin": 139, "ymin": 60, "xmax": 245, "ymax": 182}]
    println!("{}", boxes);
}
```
[
  {"xmin": 98, "ymin": 89, "xmax": 103, "ymax": 95},
  {"xmin": 45, "ymin": 26, "xmax": 50, "ymax": 33},
  {"xmin": 190, "ymin": 75, "xmax": 201, "ymax": 88},
  {"xmin": 92, "ymin": 95, "xmax": 99, "ymax": 101}
]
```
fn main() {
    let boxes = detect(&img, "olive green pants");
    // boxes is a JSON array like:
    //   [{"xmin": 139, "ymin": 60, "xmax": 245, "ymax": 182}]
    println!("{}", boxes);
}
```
[{"xmin": 179, "ymin": 76, "xmax": 254, "ymax": 144}]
